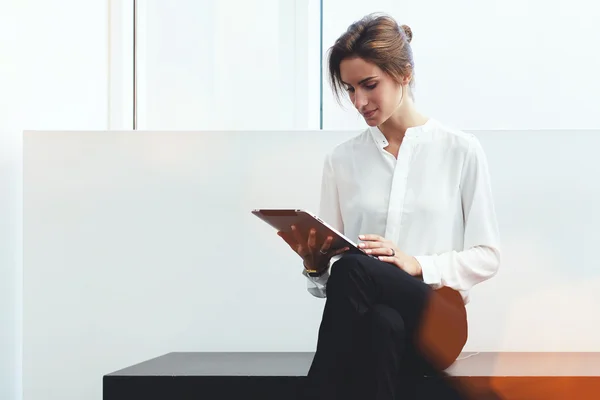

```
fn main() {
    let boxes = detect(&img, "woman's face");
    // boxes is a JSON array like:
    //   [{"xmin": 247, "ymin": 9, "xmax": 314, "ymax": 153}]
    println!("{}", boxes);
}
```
[{"xmin": 339, "ymin": 57, "xmax": 406, "ymax": 127}]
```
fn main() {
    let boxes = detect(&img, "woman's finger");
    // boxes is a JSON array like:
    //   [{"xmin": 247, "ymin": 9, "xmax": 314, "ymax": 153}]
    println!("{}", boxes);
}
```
[
  {"xmin": 377, "ymin": 255, "xmax": 397, "ymax": 264},
  {"xmin": 332, "ymin": 246, "xmax": 350, "ymax": 256},
  {"xmin": 363, "ymin": 247, "xmax": 395, "ymax": 256},
  {"xmin": 320, "ymin": 235, "xmax": 333, "ymax": 253},
  {"xmin": 358, "ymin": 234, "xmax": 384, "ymax": 241},
  {"xmin": 358, "ymin": 240, "xmax": 389, "ymax": 249},
  {"xmin": 291, "ymin": 225, "xmax": 305, "ymax": 248},
  {"xmin": 307, "ymin": 228, "xmax": 317, "ymax": 251},
  {"xmin": 296, "ymin": 243, "xmax": 309, "ymax": 258}
]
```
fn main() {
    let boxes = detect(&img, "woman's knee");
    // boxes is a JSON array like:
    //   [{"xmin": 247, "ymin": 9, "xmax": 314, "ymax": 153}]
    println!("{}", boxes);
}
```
[
  {"xmin": 366, "ymin": 304, "xmax": 406, "ymax": 338},
  {"xmin": 325, "ymin": 254, "xmax": 369, "ymax": 295}
]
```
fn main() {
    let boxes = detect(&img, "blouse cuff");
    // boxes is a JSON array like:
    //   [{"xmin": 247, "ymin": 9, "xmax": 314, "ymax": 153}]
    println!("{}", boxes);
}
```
[{"xmin": 414, "ymin": 255, "xmax": 443, "ymax": 289}]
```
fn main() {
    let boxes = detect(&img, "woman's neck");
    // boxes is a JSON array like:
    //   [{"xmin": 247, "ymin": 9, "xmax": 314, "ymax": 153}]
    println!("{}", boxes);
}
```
[{"xmin": 378, "ymin": 105, "xmax": 429, "ymax": 144}]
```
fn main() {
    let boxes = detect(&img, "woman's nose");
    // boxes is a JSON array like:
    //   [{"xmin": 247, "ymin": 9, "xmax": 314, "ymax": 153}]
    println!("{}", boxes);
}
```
[{"xmin": 353, "ymin": 90, "xmax": 368, "ymax": 109}]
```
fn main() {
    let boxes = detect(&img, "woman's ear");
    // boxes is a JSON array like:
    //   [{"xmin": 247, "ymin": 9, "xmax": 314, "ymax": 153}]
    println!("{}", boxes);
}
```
[
  {"xmin": 402, "ymin": 64, "xmax": 413, "ymax": 85},
  {"xmin": 402, "ymin": 74, "xmax": 412, "ymax": 86}
]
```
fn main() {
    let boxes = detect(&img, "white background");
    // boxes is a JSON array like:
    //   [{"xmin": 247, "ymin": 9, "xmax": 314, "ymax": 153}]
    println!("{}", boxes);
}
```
[
  {"xmin": 1, "ymin": 1, "xmax": 110, "ymax": 400},
  {"xmin": 2, "ymin": 0, "xmax": 600, "ymax": 399},
  {"xmin": 22, "ymin": 129, "xmax": 600, "ymax": 400}
]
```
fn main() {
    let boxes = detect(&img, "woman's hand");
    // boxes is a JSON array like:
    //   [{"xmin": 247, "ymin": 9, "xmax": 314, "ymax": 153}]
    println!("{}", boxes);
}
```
[
  {"xmin": 358, "ymin": 234, "xmax": 423, "ymax": 277},
  {"xmin": 278, "ymin": 225, "xmax": 349, "ymax": 274}
]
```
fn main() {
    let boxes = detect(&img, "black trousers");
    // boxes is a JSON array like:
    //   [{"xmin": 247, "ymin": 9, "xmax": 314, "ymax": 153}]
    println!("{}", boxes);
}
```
[{"xmin": 303, "ymin": 253, "xmax": 470, "ymax": 400}]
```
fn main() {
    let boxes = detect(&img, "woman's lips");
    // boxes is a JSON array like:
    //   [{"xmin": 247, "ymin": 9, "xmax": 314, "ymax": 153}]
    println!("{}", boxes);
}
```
[{"xmin": 363, "ymin": 109, "xmax": 377, "ymax": 118}]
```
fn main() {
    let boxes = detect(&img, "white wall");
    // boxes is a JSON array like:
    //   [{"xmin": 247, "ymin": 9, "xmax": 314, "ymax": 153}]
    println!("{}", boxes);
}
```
[
  {"xmin": 321, "ymin": 0, "xmax": 600, "ymax": 130},
  {"xmin": 0, "ymin": 1, "xmax": 110, "ymax": 400},
  {"xmin": 22, "ymin": 129, "xmax": 600, "ymax": 400},
  {"xmin": 22, "ymin": 130, "xmax": 351, "ymax": 400}
]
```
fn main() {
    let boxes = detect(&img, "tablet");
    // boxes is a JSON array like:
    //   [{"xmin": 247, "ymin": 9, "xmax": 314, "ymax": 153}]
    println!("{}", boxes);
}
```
[{"xmin": 252, "ymin": 208, "xmax": 366, "ymax": 255}]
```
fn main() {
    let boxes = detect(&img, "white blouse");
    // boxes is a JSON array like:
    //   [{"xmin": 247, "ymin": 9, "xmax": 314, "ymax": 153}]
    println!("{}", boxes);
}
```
[{"xmin": 303, "ymin": 118, "xmax": 501, "ymax": 304}]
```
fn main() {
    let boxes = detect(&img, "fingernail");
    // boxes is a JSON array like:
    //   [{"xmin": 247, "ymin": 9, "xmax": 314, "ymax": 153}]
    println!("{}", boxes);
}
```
[
  {"xmin": 358, "ymin": 235, "xmax": 364, "ymax": 239},
  {"xmin": 358, "ymin": 243, "xmax": 364, "ymax": 248}
]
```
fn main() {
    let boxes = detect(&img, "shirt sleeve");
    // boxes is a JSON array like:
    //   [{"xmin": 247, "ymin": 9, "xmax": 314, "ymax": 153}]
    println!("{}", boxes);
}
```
[
  {"xmin": 414, "ymin": 135, "xmax": 501, "ymax": 292},
  {"xmin": 302, "ymin": 152, "xmax": 344, "ymax": 298}
]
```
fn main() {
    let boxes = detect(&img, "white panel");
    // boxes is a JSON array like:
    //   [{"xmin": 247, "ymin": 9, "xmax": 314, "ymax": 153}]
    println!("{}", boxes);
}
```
[
  {"xmin": 136, "ymin": 0, "xmax": 319, "ymax": 130},
  {"xmin": 23, "ymin": 130, "xmax": 355, "ymax": 400},
  {"xmin": 23, "ymin": 129, "xmax": 600, "ymax": 400},
  {"xmin": 321, "ymin": 0, "xmax": 600, "ymax": 130},
  {"xmin": 0, "ymin": 1, "xmax": 110, "ymax": 400},
  {"xmin": 0, "ymin": 4, "xmax": 22, "ymax": 400},
  {"xmin": 466, "ymin": 130, "xmax": 600, "ymax": 350}
]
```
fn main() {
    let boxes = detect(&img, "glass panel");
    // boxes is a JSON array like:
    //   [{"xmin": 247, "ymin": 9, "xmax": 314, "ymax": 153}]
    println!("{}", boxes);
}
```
[{"xmin": 137, "ymin": 0, "xmax": 320, "ymax": 130}]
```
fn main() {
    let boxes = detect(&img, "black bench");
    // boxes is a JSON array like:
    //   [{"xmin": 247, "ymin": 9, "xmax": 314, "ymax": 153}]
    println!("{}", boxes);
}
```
[{"xmin": 103, "ymin": 351, "xmax": 600, "ymax": 399}]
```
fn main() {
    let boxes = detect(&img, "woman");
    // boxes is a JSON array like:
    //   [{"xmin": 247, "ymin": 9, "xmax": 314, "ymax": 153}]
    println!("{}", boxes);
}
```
[{"xmin": 279, "ymin": 13, "xmax": 501, "ymax": 400}]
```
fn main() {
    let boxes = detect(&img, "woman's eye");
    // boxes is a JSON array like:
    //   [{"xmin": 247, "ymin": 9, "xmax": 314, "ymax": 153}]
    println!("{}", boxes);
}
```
[
  {"xmin": 365, "ymin": 83, "xmax": 377, "ymax": 90},
  {"xmin": 345, "ymin": 87, "xmax": 355, "ymax": 93}
]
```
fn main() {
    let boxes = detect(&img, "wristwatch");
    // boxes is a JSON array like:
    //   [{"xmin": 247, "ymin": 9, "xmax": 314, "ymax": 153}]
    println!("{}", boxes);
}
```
[
  {"xmin": 306, "ymin": 269, "xmax": 324, "ymax": 278},
  {"xmin": 304, "ymin": 261, "xmax": 325, "ymax": 277}
]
